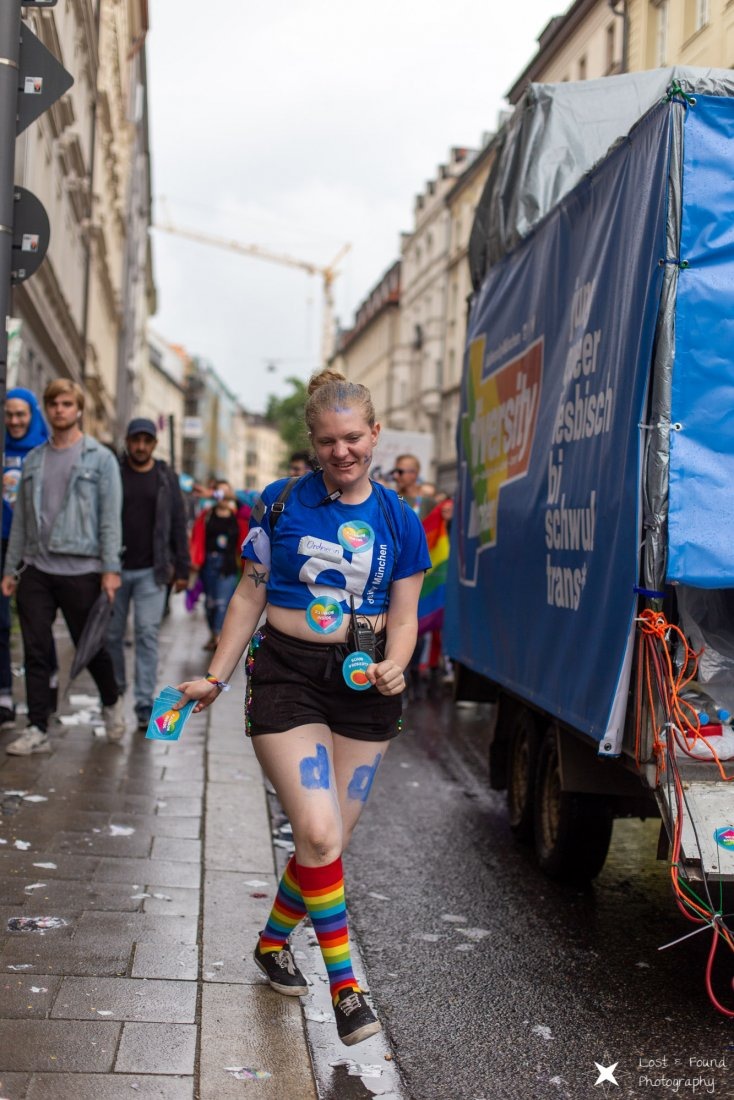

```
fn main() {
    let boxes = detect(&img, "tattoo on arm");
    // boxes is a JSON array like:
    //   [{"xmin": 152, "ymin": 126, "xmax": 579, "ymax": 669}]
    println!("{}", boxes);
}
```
[{"xmin": 248, "ymin": 566, "xmax": 268, "ymax": 588}]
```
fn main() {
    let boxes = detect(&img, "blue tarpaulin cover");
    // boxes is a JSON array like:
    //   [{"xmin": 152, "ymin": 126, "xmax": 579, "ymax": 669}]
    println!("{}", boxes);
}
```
[{"xmin": 667, "ymin": 95, "xmax": 734, "ymax": 586}]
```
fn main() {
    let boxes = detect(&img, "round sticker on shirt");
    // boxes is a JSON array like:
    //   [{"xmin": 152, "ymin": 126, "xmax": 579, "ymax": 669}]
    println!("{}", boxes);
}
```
[
  {"xmin": 305, "ymin": 596, "xmax": 343, "ymax": 635},
  {"xmin": 337, "ymin": 521, "xmax": 374, "ymax": 554},
  {"xmin": 216, "ymin": 533, "xmax": 228, "ymax": 550},
  {"xmin": 342, "ymin": 651, "xmax": 373, "ymax": 691}
]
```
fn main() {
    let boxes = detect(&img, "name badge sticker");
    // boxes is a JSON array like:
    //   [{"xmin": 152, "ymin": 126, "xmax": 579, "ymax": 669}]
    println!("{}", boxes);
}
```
[
  {"xmin": 298, "ymin": 535, "xmax": 343, "ymax": 563},
  {"xmin": 305, "ymin": 596, "xmax": 343, "ymax": 635},
  {"xmin": 338, "ymin": 521, "xmax": 374, "ymax": 554}
]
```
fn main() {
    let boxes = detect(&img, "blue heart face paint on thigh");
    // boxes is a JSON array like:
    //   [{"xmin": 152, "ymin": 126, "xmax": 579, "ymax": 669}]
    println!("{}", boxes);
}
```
[
  {"xmin": 300, "ymin": 742, "xmax": 331, "ymax": 790},
  {"xmin": 347, "ymin": 752, "xmax": 383, "ymax": 802}
]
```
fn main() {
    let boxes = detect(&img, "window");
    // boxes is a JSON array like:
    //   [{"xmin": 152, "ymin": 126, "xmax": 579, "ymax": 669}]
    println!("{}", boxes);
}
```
[
  {"xmin": 606, "ymin": 23, "xmax": 615, "ymax": 73},
  {"xmin": 696, "ymin": 0, "xmax": 710, "ymax": 30},
  {"xmin": 656, "ymin": 0, "xmax": 669, "ymax": 65}
]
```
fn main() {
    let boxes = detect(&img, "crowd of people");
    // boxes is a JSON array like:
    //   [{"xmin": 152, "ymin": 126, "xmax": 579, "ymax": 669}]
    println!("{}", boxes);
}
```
[{"xmin": 0, "ymin": 368, "xmax": 455, "ymax": 1048}]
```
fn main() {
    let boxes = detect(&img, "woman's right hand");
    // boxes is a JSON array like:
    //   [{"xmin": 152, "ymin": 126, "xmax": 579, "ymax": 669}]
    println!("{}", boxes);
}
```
[{"xmin": 175, "ymin": 678, "xmax": 222, "ymax": 713}]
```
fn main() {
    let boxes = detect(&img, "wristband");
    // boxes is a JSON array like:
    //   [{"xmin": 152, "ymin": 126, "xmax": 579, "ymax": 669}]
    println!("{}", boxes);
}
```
[{"xmin": 205, "ymin": 673, "xmax": 230, "ymax": 692}]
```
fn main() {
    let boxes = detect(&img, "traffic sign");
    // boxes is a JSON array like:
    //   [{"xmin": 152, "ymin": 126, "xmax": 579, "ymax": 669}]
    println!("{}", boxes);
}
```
[
  {"xmin": 17, "ymin": 20, "xmax": 73, "ymax": 134},
  {"xmin": 11, "ymin": 185, "xmax": 49, "ymax": 283}
]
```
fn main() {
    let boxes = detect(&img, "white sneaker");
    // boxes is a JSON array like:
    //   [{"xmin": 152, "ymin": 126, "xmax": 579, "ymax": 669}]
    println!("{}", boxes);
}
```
[
  {"xmin": 102, "ymin": 697, "xmax": 125, "ymax": 742},
  {"xmin": 6, "ymin": 725, "xmax": 51, "ymax": 755}
]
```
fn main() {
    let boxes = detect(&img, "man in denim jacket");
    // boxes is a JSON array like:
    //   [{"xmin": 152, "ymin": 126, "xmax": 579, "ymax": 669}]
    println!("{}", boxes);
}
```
[{"xmin": 1, "ymin": 378, "xmax": 124, "ymax": 753}]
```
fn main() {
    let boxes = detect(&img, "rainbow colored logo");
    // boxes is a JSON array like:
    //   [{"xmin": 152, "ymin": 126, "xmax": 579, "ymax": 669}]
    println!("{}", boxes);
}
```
[
  {"xmin": 714, "ymin": 826, "xmax": 734, "ymax": 852},
  {"xmin": 338, "ymin": 521, "xmax": 374, "ymax": 554},
  {"xmin": 155, "ymin": 709, "xmax": 181, "ymax": 736},
  {"xmin": 305, "ymin": 597, "xmax": 343, "ymax": 635},
  {"xmin": 460, "ymin": 335, "xmax": 543, "ymax": 561}
]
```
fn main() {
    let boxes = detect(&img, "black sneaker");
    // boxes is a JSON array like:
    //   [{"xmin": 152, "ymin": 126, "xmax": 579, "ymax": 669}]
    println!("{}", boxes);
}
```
[
  {"xmin": 253, "ymin": 939, "xmax": 308, "ymax": 996},
  {"xmin": 334, "ymin": 988, "xmax": 382, "ymax": 1046},
  {"xmin": 0, "ymin": 704, "xmax": 15, "ymax": 730}
]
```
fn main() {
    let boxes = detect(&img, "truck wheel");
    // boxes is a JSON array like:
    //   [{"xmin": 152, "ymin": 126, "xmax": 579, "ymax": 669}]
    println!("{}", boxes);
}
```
[
  {"xmin": 506, "ymin": 706, "xmax": 540, "ymax": 840},
  {"xmin": 534, "ymin": 727, "xmax": 613, "ymax": 882}
]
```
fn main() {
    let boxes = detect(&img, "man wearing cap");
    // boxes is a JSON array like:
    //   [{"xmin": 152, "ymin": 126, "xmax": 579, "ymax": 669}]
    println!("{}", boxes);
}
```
[{"xmin": 107, "ymin": 417, "xmax": 190, "ymax": 732}]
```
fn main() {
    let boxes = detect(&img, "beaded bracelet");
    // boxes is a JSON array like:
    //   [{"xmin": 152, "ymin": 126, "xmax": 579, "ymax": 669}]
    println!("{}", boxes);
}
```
[{"xmin": 205, "ymin": 673, "xmax": 230, "ymax": 692}]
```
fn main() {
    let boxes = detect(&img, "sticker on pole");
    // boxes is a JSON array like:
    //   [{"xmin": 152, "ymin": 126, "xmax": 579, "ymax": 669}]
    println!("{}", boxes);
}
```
[{"xmin": 342, "ymin": 652, "xmax": 373, "ymax": 691}]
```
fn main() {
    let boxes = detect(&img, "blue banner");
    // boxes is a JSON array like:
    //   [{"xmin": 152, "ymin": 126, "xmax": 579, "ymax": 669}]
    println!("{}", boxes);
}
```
[
  {"xmin": 667, "ymin": 96, "xmax": 734, "ymax": 586},
  {"xmin": 445, "ymin": 104, "xmax": 670, "ymax": 741}
]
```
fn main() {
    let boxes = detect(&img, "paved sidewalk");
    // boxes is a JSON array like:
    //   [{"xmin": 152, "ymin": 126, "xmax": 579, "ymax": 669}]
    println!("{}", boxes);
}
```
[{"xmin": 0, "ymin": 601, "xmax": 317, "ymax": 1100}]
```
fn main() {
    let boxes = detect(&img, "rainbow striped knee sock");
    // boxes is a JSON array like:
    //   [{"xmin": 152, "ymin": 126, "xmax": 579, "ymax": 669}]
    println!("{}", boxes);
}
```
[
  {"xmin": 296, "ymin": 856, "xmax": 359, "ymax": 1003},
  {"xmin": 259, "ymin": 855, "xmax": 307, "ymax": 952}
]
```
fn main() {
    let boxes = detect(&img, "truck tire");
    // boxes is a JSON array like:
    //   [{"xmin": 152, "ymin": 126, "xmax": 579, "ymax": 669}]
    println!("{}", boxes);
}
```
[
  {"xmin": 506, "ymin": 705, "xmax": 540, "ymax": 840},
  {"xmin": 534, "ymin": 726, "xmax": 613, "ymax": 882}
]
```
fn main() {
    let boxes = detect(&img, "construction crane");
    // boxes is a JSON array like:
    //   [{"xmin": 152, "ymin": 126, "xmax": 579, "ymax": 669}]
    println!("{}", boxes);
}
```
[{"xmin": 153, "ymin": 219, "xmax": 350, "ymax": 365}]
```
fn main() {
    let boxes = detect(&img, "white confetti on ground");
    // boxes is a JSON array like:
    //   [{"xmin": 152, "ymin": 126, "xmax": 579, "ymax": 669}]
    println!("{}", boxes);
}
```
[
  {"xmin": 456, "ymin": 927, "xmax": 491, "ymax": 941},
  {"xmin": 151, "ymin": 893, "xmax": 172, "ymax": 901},
  {"xmin": 109, "ymin": 825, "xmax": 135, "ymax": 836},
  {"xmin": 30, "ymin": 986, "xmax": 48, "ymax": 993},
  {"xmin": 130, "ymin": 893, "xmax": 151, "ymax": 900},
  {"xmin": 14, "ymin": 840, "xmax": 30, "ymax": 850},
  {"xmin": 33, "ymin": 862, "xmax": 57, "ymax": 869},
  {"xmin": 636, "ymin": 961, "xmax": 650, "ymax": 968},
  {"xmin": 244, "ymin": 879, "xmax": 268, "ymax": 887},
  {"xmin": 532, "ymin": 1024, "xmax": 554, "ymax": 1040},
  {"xmin": 24, "ymin": 883, "xmax": 47, "ymax": 893},
  {"xmin": 367, "ymin": 892, "xmax": 391, "ymax": 901},
  {"xmin": 22, "ymin": 795, "xmax": 48, "ymax": 803},
  {"xmin": 441, "ymin": 914, "xmax": 468, "ymax": 923},
  {"xmin": 455, "ymin": 943, "xmax": 475, "ymax": 952},
  {"xmin": 96, "ymin": 1010, "xmax": 113, "ymax": 1016}
]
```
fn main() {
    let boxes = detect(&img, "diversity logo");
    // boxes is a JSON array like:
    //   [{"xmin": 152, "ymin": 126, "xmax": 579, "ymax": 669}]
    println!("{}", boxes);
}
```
[
  {"xmin": 305, "ymin": 596, "xmax": 343, "ymax": 635},
  {"xmin": 154, "ymin": 709, "xmax": 181, "ymax": 736},
  {"xmin": 338, "ymin": 521, "xmax": 374, "ymax": 554},
  {"xmin": 714, "ymin": 826, "xmax": 734, "ymax": 852},
  {"xmin": 458, "ymin": 334, "xmax": 543, "ymax": 582}
]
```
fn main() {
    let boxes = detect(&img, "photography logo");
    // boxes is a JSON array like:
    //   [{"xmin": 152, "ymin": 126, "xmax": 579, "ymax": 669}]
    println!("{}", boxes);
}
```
[{"xmin": 594, "ymin": 1061, "xmax": 619, "ymax": 1086}]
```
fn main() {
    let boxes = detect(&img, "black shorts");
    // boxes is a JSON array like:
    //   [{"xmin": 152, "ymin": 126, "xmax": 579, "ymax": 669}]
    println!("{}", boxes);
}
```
[{"xmin": 244, "ymin": 622, "xmax": 403, "ymax": 742}]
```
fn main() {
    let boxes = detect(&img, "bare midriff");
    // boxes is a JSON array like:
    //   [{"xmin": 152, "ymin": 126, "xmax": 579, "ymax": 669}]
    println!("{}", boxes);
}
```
[{"xmin": 265, "ymin": 603, "xmax": 387, "ymax": 644}]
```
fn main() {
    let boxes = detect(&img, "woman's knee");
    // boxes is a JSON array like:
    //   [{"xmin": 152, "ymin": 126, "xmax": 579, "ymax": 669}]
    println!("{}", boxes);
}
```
[{"xmin": 293, "ymin": 822, "xmax": 342, "ymax": 866}]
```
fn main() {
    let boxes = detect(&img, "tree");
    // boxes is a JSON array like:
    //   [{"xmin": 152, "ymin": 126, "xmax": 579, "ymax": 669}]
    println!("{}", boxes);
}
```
[{"xmin": 265, "ymin": 376, "xmax": 310, "ymax": 456}]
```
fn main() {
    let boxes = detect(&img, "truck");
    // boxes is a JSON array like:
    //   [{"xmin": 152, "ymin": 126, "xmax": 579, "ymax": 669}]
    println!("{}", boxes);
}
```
[{"xmin": 445, "ymin": 68, "xmax": 734, "ymax": 980}]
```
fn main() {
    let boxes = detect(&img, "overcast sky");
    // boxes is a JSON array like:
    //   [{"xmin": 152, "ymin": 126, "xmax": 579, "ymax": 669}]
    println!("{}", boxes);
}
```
[{"xmin": 146, "ymin": 0, "xmax": 563, "ymax": 414}]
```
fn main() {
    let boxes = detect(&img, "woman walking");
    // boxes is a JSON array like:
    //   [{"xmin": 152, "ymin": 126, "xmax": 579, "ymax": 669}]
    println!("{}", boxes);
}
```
[
  {"xmin": 177, "ymin": 369, "xmax": 430, "ymax": 1045},
  {"xmin": 188, "ymin": 480, "xmax": 247, "ymax": 650}
]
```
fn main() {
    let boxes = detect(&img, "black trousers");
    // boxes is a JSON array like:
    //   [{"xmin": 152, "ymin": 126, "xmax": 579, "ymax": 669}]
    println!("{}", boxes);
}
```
[{"xmin": 16, "ymin": 565, "xmax": 118, "ymax": 731}]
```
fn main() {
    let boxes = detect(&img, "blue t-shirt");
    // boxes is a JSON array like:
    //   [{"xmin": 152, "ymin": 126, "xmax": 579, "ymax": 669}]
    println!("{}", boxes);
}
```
[{"xmin": 242, "ymin": 473, "xmax": 430, "ymax": 617}]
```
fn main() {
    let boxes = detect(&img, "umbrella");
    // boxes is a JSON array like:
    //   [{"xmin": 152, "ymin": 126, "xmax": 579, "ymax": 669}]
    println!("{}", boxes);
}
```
[{"xmin": 66, "ymin": 590, "xmax": 115, "ymax": 689}]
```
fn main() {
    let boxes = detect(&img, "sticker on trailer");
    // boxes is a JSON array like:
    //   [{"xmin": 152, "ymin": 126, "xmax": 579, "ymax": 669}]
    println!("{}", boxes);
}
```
[
  {"xmin": 24, "ymin": 77, "xmax": 43, "ymax": 95},
  {"xmin": 21, "ymin": 235, "xmax": 39, "ymax": 253},
  {"xmin": 713, "ymin": 826, "xmax": 734, "ymax": 852}
]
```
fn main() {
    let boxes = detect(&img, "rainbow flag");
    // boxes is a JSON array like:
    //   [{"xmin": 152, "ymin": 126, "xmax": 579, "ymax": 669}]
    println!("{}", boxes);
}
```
[{"xmin": 418, "ymin": 504, "xmax": 450, "ymax": 635}]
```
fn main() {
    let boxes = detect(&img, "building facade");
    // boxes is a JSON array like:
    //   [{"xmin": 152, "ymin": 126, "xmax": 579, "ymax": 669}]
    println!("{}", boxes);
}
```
[
  {"xmin": 398, "ymin": 147, "xmax": 474, "ymax": 479},
  {"xmin": 139, "ymin": 329, "xmax": 187, "ymax": 468},
  {"xmin": 12, "ymin": 0, "xmax": 154, "ymax": 441},
  {"xmin": 333, "ymin": 261, "xmax": 401, "ymax": 427}
]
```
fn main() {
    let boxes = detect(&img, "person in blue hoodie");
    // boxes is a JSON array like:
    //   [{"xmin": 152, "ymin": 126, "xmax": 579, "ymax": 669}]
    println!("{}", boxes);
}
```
[{"xmin": 1, "ymin": 387, "xmax": 54, "ymax": 728}]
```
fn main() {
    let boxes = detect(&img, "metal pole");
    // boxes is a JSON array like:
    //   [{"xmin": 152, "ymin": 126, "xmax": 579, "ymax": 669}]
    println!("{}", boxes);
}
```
[
  {"xmin": 168, "ymin": 412, "xmax": 175, "ymax": 471},
  {"xmin": 0, "ymin": 2, "xmax": 21, "ymax": 419}
]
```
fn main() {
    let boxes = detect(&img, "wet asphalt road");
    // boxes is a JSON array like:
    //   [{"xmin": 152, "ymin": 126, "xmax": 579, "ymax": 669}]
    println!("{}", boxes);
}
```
[{"xmin": 345, "ymin": 695, "xmax": 734, "ymax": 1100}]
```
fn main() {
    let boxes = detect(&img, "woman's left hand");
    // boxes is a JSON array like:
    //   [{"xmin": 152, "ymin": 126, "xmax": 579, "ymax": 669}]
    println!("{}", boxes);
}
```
[{"xmin": 368, "ymin": 660, "xmax": 405, "ymax": 696}]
